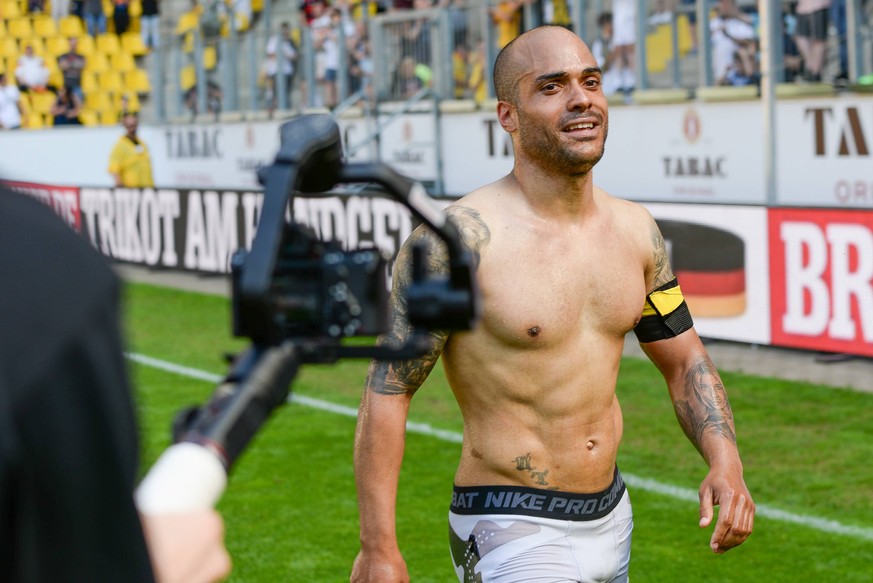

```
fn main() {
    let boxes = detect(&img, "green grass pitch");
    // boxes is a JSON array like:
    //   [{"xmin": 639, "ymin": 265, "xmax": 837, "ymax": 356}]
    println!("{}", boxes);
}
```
[{"xmin": 124, "ymin": 282, "xmax": 873, "ymax": 582}]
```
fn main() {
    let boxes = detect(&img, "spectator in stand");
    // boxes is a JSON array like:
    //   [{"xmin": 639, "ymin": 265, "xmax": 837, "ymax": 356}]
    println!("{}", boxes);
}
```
[
  {"xmin": 15, "ymin": 44, "xmax": 51, "ymax": 92},
  {"xmin": 391, "ymin": 54, "xmax": 424, "ymax": 98},
  {"xmin": 400, "ymin": 0, "xmax": 434, "ymax": 63},
  {"xmin": 465, "ymin": 39, "xmax": 488, "ymax": 104},
  {"xmin": 51, "ymin": 85, "xmax": 83, "ymax": 125},
  {"xmin": 612, "ymin": 0, "xmax": 636, "ymax": 95},
  {"xmin": 709, "ymin": 0, "xmax": 757, "ymax": 86},
  {"xmin": 113, "ymin": 0, "xmax": 131, "ymax": 36},
  {"xmin": 591, "ymin": 11, "xmax": 622, "ymax": 96},
  {"xmin": 261, "ymin": 21, "xmax": 298, "ymax": 114},
  {"xmin": 794, "ymin": 0, "xmax": 831, "ymax": 82},
  {"xmin": 58, "ymin": 36, "xmax": 87, "ymax": 101},
  {"xmin": 28, "ymin": 0, "xmax": 45, "ymax": 14},
  {"xmin": 83, "ymin": 0, "xmax": 107, "ymax": 37},
  {"xmin": 311, "ymin": 3, "xmax": 354, "ymax": 108},
  {"xmin": 299, "ymin": 0, "xmax": 327, "ymax": 26},
  {"xmin": 108, "ymin": 111, "xmax": 153, "ymax": 188},
  {"xmin": 681, "ymin": 0, "xmax": 699, "ymax": 54},
  {"xmin": 440, "ymin": 0, "xmax": 468, "ymax": 50},
  {"xmin": 0, "ymin": 72, "xmax": 23, "ymax": 130},
  {"xmin": 491, "ymin": 0, "xmax": 524, "ymax": 49},
  {"xmin": 52, "ymin": 0, "xmax": 71, "ymax": 23},
  {"xmin": 140, "ymin": 0, "xmax": 160, "ymax": 50},
  {"xmin": 348, "ymin": 19, "xmax": 373, "ymax": 96}
]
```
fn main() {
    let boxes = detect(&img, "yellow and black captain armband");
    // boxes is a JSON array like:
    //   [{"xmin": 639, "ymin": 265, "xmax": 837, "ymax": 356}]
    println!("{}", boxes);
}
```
[{"xmin": 633, "ymin": 277, "xmax": 694, "ymax": 343}]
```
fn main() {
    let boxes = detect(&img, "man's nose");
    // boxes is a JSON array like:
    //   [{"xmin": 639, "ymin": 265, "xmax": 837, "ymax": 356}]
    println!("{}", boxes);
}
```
[{"xmin": 567, "ymin": 81, "xmax": 592, "ymax": 110}]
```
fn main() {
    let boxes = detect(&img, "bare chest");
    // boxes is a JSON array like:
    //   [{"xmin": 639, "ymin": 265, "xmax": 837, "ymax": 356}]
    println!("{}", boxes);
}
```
[{"xmin": 476, "ymin": 231, "xmax": 646, "ymax": 347}]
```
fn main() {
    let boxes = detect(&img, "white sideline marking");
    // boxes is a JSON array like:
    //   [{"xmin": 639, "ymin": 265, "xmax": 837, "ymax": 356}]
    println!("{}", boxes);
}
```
[{"xmin": 129, "ymin": 352, "xmax": 873, "ymax": 543}]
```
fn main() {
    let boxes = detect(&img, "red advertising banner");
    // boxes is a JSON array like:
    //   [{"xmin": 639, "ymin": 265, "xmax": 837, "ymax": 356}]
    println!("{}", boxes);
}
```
[
  {"xmin": 3, "ymin": 180, "xmax": 82, "ymax": 232},
  {"xmin": 769, "ymin": 208, "xmax": 873, "ymax": 357}
]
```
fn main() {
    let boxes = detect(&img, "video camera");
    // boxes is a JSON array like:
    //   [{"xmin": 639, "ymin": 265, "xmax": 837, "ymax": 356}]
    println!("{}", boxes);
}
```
[{"xmin": 136, "ymin": 115, "xmax": 478, "ymax": 513}]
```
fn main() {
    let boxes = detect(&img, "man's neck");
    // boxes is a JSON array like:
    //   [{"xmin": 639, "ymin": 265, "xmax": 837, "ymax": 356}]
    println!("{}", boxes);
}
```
[{"xmin": 511, "ymin": 163, "xmax": 596, "ymax": 220}]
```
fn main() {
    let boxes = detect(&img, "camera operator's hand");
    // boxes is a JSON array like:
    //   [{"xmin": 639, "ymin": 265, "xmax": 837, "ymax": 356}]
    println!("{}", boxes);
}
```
[{"xmin": 140, "ymin": 511, "xmax": 232, "ymax": 583}]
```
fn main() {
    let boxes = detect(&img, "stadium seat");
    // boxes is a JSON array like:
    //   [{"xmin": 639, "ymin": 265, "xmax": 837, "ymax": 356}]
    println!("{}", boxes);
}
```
[
  {"xmin": 0, "ymin": 37, "xmax": 18, "ymax": 59},
  {"xmin": 99, "ymin": 70, "xmax": 123, "ymax": 93},
  {"xmin": 203, "ymin": 45, "xmax": 217, "ymax": 70},
  {"xmin": 109, "ymin": 51, "xmax": 136, "ymax": 72},
  {"xmin": 121, "ymin": 31, "xmax": 148, "ymax": 56},
  {"xmin": 76, "ymin": 35, "xmax": 96, "ymax": 57},
  {"xmin": 96, "ymin": 33, "xmax": 120, "ymax": 54},
  {"xmin": 58, "ymin": 15, "xmax": 84, "ymax": 38},
  {"xmin": 47, "ymin": 58, "xmax": 63, "ymax": 87},
  {"xmin": 79, "ymin": 109, "xmax": 99, "ymax": 126},
  {"xmin": 28, "ymin": 90, "xmax": 56, "ymax": 114},
  {"xmin": 125, "ymin": 68, "xmax": 151, "ymax": 93},
  {"xmin": 84, "ymin": 51, "xmax": 109, "ymax": 73},
  {"xmin": 80, "ymin": 70, "xmax": 98, "ymax": 93},
  {"xmin": 33, "ymin": 16, "xmax": 58, "ymax": 39},
  {"xmin": 175, "ymin": 11, "xmax": 200, "ymax": 36},
  {"xmin": 45, "ymin": 36, "xmax": 71, "ymax": 57},
  {"xmin": 100, "ymin": 109, "xmax": 119, "ymax": 126},
  {"xmin": 1, "ymin": 0, "xmax": 21, "ymax": 18},
  {"xmin": 115, "ymin": 91, "xmax": 140, "ymax": 112},
  {"xmin": 0, "ymin": 20, "xmax": 6, "ymax": 39},
  {"xmin": 85, "ymin": 90, "xmax": 112, "ymax": 111},
  {"xmin": 179, "ymin": 65, "xmax": 196, "ymax": 92},
  {"xmin": 24, "ymin": 111, "xmax": 45, "ymax": 129},
  {"xmin": 129, "ymin": 0, "xmax": 142, "ymax": 17},
  {"xmin": 7, "ymin": 18, "xmax": 34, "ymax": 41}
]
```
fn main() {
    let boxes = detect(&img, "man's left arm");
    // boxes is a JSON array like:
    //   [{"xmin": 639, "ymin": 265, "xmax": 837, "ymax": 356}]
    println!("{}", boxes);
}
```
[
  {"xmin": 641, "ymin": 332, "xmax": 755, "ymax": 553},
  {"xmin": 635, "ymin": 210, "xmax": 754, "ymax": 553}
]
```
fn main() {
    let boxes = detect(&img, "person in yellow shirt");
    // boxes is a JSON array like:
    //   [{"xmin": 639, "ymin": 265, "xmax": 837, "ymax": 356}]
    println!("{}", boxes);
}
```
[{"xmin": 108, "ymin": 111, "xmax": 154, "ymax": 188}]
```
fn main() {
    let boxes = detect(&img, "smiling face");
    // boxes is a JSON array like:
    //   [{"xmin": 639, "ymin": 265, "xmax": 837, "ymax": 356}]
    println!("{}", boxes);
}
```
[{"xmin": 496, "ymin": 26, "xmax": 609, "ymax": 177}]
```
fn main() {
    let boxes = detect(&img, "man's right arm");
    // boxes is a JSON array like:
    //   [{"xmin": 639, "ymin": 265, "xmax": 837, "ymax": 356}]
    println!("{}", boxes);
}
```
[{"xmin": 351, "ymin": 225, "xmax": 450, "ymax": 583}]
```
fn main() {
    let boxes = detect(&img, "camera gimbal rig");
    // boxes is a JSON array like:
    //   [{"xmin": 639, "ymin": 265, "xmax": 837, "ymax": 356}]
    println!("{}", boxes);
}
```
[{"xmin": 136, "ymin": 115, "xmax": 478, "ymax": 513}]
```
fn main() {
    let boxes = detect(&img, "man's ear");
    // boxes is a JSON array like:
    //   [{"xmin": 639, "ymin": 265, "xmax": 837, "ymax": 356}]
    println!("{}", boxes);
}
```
[{"xmin": 496, "ymin": 100, "xmax": 517, "ymax": 133}]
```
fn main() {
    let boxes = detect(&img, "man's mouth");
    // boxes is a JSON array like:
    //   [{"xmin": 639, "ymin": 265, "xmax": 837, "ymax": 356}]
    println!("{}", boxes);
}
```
[{"xmin": 565, "ymin": 121, "xmax": 596, "ymax": 131}]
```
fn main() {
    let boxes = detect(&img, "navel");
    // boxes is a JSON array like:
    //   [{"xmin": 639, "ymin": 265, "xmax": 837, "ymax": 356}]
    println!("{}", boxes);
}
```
[
  {"xmin": 526, "ymin": 326, "xmax": 541, "ymax": 337},
  {"xmin": 586, "ymin": 440, "xmax": 595, "ymax": 451}
]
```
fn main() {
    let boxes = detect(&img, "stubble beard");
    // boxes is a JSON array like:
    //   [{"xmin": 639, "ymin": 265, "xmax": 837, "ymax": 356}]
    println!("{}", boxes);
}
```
[{"xmin": 516, "ymin": 112, "xmax": 609, "ymax": 177}]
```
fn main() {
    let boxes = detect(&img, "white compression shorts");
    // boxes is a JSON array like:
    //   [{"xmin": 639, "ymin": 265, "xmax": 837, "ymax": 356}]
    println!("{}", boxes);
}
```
[{"xmin": 448, "ymin": 469, "xmax": 633, "ymax": 582}]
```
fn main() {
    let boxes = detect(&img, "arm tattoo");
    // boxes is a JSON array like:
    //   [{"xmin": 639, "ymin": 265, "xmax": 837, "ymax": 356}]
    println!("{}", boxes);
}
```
[
  {"xmin": 674, "ymin": 358, "xmax": 737, "ymax": 452},
  {"xmin": 650, "ymin": 219, "xmax": 675, "ymax": 289},
  {"xmin": 366, "ymin": 207, "xmax": 488, "ymax": 396},
  {"xmin": 445, "ymin": 205, "xmax": 490, "ymax": 268}
]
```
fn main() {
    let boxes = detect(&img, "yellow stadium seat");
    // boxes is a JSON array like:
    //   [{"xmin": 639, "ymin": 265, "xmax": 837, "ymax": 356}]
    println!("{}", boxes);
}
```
[
  {"xmin": 129, "ymin": 0, "xmax": 142, "ymax": 17},
  {"xmin": 175, "ymin": 11, "xmax": 200, "ymax": 36},
  {"xmin": 0, "ymin": 21, "xmax": 6, "ymax": 38},
  {"xmin": 99, "ymin": 70, "xmax": 123, "ymax": 93},
  {"xmin": 182, "ymin": 32, "xmax": 194, "ymax": 54},
  {"xmin": 84, "ymin": 51, "xmax": 108, "ymax": 73},
  {"xmin": 121, "ymin": 31, "xmax": 148, "ymax": 56},
  {"xmin": 45, "ymin": 36, "xmax": 71, "ymax": 56},
  {"xmin": 203, "ymin": 45, "xmax": 217, "ymax": 70},
  {"xmin": 79, "ymin": 109, "xmax": 99, "ymax": 126},
  {"xmin": 109, "ymin": 51, "xmax": 135, "ymax": 72},
  {"xmin": 33, "ymin": 16, "xmax": 58, "ymax": 38},
  {"xmin": 2, "ymin": 0, "xmax": 22, "ymax": 18},
  {"xmin": 115, "ymin": 91, "xmax": 140, "ymax": 112},
  {"xmin": 85, "ymin": 90, "xmax": 112, "ymax": 111},
  {"xmin": 179, "ymin": 65, "xmax": 196, "ymax": 91},
  {"xmin": 47, "ymin": 59, "xmax": 63, "ymax": 87},
  {"xmin": 76, "ymin": 35, "xmax": 95, "ymax": 57},
  {"xmin": 125, "ymin": 68, "xmax": 151, "ymax": 93},
  {"xmin": 29, "ymin": 90, "xmax": 56, "ymax": 114},
  {"xmin": 100, "ymin": 109, "xmax": 119, "ymax": 126},
  {"xmin": 58, "ymin": 15, "xmax": 85, "ymax": 38},
  {"xmin": 24, "ymin": 111, "xmax": 45, "ymax": 129},
  {"xmin": 0, "ymin": 37, "xmax": 18, "ymax": 58},
  {"xmin": 80, "ymin": 70, "xmax": 98, "ymax": 93},
  {"xmin": 8, "ymin": 18, "xmax": 34, "ymax": 41},
  {"xmin": 252, "ymin": 0, "xmax": 263, "ymax": 12},
  {"xmin": 96, "ymin": 33, "xmax": 120, "ymax": 54}
]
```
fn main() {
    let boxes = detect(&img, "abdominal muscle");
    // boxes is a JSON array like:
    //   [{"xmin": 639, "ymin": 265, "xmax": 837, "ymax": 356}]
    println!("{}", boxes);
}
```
[{"xmin": 443, "ymin": 331, "xmax": 626, "ymax": 494}]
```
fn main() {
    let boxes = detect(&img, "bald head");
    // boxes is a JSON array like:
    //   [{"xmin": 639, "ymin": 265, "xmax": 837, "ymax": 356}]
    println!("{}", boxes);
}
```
[{"xmin": 493, "ymin": 26, "xmax": 592, "ymax": 104}]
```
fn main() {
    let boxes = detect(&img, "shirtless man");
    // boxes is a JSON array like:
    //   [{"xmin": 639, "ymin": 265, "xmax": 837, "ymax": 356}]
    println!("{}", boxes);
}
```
[{"xmin": 351, "ymin": 25, "xmax": 755, "ymax": 583}]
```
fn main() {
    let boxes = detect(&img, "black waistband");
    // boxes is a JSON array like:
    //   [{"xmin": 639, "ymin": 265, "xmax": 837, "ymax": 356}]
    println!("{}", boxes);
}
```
[{"xmin": 450, "ymin": 467, "xmax": 625, "ymax": 522}]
